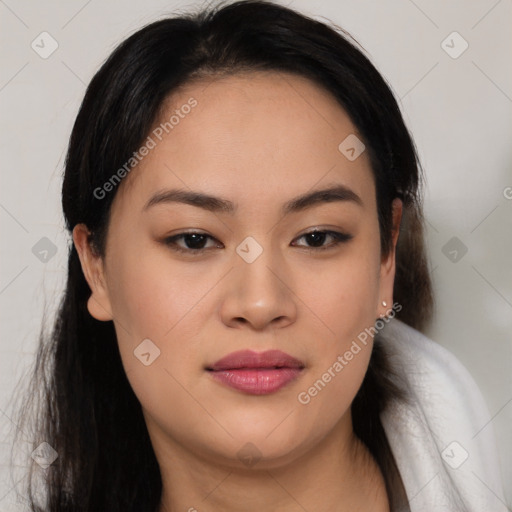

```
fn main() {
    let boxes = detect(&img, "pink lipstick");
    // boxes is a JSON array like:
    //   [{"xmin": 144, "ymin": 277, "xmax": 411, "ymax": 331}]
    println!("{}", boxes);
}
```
[{"xmin": 206, "ymin": 349, "xmax": 305, "ymax": 395}]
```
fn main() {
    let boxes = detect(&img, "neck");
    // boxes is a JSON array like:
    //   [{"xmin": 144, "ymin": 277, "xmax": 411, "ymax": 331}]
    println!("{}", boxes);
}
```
[{"xmin": 153, "ymin": 415, "xmax": 389, "ymax": 512}]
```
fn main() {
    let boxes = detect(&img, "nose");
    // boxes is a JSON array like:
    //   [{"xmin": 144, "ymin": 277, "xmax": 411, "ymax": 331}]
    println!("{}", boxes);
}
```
[{"xmin": 219, "ymin": 245, "xmax": 297, "ymax": 331}]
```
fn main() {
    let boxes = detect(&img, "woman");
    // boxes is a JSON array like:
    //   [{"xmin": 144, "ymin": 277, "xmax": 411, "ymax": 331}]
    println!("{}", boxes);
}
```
[{"xmin": 17, "ymin": 1, "xmax": 507, "ymax": 511}]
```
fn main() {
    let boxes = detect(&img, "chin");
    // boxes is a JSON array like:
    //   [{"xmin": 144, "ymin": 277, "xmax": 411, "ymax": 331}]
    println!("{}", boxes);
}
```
[{"xmin": 225, "ymin": 426, "xmax": 314, "ymax": 469}]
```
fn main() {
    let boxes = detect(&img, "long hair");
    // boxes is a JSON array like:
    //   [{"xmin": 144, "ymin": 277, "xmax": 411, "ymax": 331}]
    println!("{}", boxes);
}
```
[{"xmin": 17, "ymin": 1, "xmax": 433, "ymax": 510}]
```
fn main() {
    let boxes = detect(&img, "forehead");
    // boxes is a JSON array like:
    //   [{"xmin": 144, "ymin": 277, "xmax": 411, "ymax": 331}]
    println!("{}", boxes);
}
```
[{"xmin": 112, "ymin": 70, "xmax": 375, "ymax": 217}]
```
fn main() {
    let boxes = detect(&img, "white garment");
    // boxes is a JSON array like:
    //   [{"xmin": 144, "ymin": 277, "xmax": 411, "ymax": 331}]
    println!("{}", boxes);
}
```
[{"xmin": 379, "ymin": 318, "xmax": 509, "ymax": 512}]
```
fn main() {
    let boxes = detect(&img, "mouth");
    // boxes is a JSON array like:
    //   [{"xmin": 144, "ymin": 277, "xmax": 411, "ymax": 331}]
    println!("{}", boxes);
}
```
[{"xmin": 205, "ymin": 349, "xmax": 305, "ymax": 395}]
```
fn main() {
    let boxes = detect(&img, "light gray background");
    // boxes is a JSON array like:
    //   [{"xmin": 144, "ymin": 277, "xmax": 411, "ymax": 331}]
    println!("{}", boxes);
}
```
[{"xmin": 1, "ymin": 0, "xmax": 511, "ymax": 509}]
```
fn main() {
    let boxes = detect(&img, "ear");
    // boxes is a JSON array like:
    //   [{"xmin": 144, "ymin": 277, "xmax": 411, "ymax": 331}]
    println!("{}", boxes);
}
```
[
  {"xmin": 377, "ymin": 198, "xmax": 403, "ymax": 317},
  {"xmin": 72, "ymin": 224, "xmax": 113, "ymax": 321}
]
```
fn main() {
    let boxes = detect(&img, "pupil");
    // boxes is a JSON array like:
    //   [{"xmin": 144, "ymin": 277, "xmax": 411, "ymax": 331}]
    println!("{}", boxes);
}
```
[
  {"xmin": 186, "ymin": 234, "xmax": 206, "ymax": 249},
  {"xmin": 307, "ymin": 232, "xmax": 326, "ymax": 247}
]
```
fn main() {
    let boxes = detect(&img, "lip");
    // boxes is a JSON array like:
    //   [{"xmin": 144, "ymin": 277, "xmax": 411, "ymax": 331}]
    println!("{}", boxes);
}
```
[{"xmin": 206, "ymin": 349, "xmax": 305, "ymax": 395}]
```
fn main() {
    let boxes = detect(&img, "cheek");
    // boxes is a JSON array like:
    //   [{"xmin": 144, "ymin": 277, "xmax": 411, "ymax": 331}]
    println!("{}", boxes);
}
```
[
  {"xmin": 295, "ymin": 343, "xmax": 371, "ymax": 434},
  {"xmin": 298, "ymin": 232, "xmax": 381, "ymax": 343},
  {"xmin": 292, "ymin": 232, "xmax": 381, "ymax": 421},
  {"xmin": 107, "ymin": 241, "xmax": 213, "ymax": 342},
  {"xmin": 106, "ymin": 251, "xmax": 216, "ymax": 444},
  {"xmin": 105, "ymin": 240, "xmax": 230, "ymax": 388}
]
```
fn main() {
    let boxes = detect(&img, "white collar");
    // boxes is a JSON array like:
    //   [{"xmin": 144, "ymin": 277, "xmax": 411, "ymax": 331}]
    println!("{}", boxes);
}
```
[{"xmin": 379, "ymin": 318, "xmax": 508, "ymax": 511}]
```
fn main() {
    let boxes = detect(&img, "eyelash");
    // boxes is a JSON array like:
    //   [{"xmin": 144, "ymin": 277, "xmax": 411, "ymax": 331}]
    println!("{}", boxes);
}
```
[{"xmin": 163, "ymin": 230, "xmax": 353, "ymax": 255}]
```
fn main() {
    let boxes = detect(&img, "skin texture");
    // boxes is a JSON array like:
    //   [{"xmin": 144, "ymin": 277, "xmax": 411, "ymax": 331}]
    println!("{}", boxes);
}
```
[{"xmin": 73, "ymin": 71, "xmax": 402, "ymax": 512}]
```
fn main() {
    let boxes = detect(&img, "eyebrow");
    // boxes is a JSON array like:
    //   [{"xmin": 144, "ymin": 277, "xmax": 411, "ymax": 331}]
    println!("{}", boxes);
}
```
[{"xmin": 143, "ymin": 183, "xmax": 363, "ymax": 215}]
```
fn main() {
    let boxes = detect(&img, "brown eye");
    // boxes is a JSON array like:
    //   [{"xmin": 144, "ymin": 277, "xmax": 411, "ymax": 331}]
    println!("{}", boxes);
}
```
[
  {"xmin": 164, "ymin": 232, "xmax": 222, "ymax": 254},
  {"xmin": 292, "ymin": 230, "xmax": 352, "ymax": 251}
]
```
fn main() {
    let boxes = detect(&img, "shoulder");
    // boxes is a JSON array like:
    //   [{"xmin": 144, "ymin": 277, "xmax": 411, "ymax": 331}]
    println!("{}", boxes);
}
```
[{"xmin": 378, "ymin": 318, "xmax": 508, "ymax": 512}]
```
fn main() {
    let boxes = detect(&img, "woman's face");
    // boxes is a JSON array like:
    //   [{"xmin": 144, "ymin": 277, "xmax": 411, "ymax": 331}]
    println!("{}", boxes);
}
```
[{"xmin": 74, "ymin": 71, "xmax": 401, "ymax": 470}]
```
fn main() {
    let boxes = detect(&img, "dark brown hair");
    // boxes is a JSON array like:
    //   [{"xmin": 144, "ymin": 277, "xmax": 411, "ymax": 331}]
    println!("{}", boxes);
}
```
[{"xmin": 17, "ymin": 1, "xmax": 433, "ymax": 510}]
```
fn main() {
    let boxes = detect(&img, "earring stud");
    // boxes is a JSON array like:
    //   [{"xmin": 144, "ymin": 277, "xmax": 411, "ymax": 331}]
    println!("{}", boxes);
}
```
[{"xmin": 382, "ymin": 301, "xmax": 387, "ymax": 307}]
